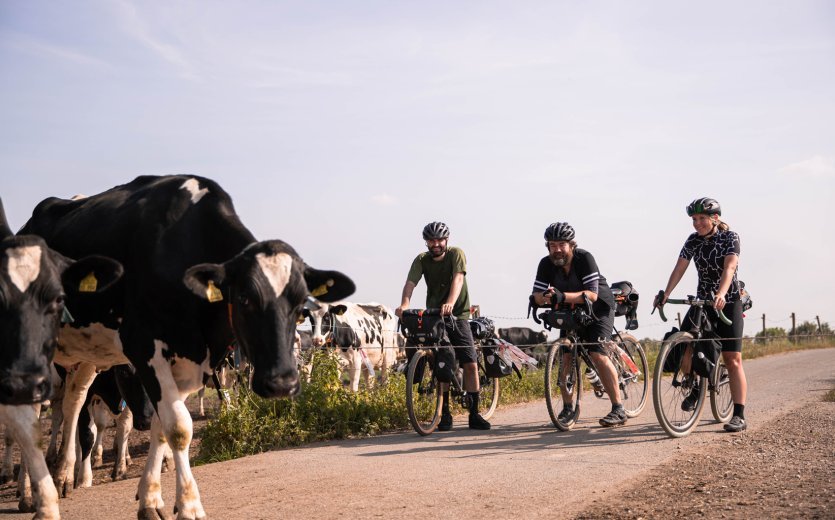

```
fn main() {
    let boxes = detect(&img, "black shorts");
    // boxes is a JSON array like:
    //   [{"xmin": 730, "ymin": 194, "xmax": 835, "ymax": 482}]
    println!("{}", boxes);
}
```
[
  {"xmin": 559, "ymin": 308, "xmax": 615, "ymax": 354},
  {"xmin": 446, "ymin": 319, "xmax": 478, "ymax": 364},
  {"xmin": 683, "ymin": 301, "xmax": 744, "ymax": 353}
]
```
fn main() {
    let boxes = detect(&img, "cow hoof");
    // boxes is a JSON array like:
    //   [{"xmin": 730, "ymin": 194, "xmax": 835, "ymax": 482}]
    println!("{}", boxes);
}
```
[
  {"xmin": 55, "ymin": 477, "xmax": 73, "ymax": 498},
  {"xmin": 138, "ymin": 507, "xmax": 173, "ymax": 520},
  {"xmin": 112, "ymin": 469, "xmax": 127, "ymax": 481},
  {"xmin": 18, "ymin": 496, "xmax": 35, "ymax": 513}
]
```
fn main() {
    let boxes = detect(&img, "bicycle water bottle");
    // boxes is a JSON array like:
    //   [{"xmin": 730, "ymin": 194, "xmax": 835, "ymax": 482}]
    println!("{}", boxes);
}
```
[{"xmin": 585, "ymin": 367, "xmax": 604, "ymax": 392}]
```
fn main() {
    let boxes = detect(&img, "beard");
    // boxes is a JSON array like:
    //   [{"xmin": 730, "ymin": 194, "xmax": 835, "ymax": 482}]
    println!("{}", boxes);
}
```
[
  {"xmin": 428, "ymin": 245, "xmax": 447, "ymax": 258},
  {"xmin": 550, "ymin": 253, "xmax": 568, "ymax": 267}
]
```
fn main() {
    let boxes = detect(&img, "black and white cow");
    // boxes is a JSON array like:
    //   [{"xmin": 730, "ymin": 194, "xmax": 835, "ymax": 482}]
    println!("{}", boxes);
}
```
[
  {"xmin": 496, "ymin": 327, "xmax": 549, "ymax": 349},
  {"xmin": 304, "ymin": 302, "xmax": 399, "ymax": 392},
  {"xmin": 20, "ymin": 175, "xmax": 355, "ymax": 519},
  {"xmin": 0, "ymin": 197, "xmax": 123, "ymax": 519}
]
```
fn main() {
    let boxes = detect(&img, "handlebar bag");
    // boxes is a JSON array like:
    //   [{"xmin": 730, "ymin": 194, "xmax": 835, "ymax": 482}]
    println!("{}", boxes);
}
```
[{"xmin": 400, "ymin": 310, "xmax": 448, "ymax": 345}]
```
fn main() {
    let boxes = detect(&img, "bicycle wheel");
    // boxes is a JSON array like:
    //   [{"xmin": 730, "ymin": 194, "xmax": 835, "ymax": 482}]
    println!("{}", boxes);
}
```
[
  {"xmin": 615, "ymin": 334, "xmax": 648, "ymax": 418},
  {"xmin": 545, "ymin": 340, "xmax": 581, "ymax": 431},
  {"xmin": 710, "ymin": 353, "xmax": 733, "ymax": 423},
  {"xmin": 406, "ymin": 349, "xmax": 442, "ymax": 436},
  {"xmin": 652, "ymin": 332, "xmax": 706, "ymax": 438},
  {"xmin": 477, "ymin": 363, "xmax": 500, "ymax": 421}
]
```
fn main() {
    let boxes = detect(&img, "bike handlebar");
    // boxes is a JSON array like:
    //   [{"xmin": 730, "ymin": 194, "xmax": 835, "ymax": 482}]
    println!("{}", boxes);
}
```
[{"xmin": 652, "ymin": 290, "xmax": 732, "ymax": 326}]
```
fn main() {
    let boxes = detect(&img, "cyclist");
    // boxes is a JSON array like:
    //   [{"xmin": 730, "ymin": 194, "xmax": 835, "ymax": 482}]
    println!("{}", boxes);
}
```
[
  {"xmin": 395, "ymin": 221, "xmax": 491, "ymax": 431},
  {"xmin": 531, "ymin": 222, "xmax": 627, "ymax": 427},
  {"xmin": 655, "ymin": 197, "xmax": 748, "ymax": 432}
]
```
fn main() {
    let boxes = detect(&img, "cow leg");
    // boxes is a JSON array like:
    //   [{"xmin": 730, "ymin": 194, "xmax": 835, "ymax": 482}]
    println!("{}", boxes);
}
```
[
  {"xmin": 196, "ymin": 386, "xmax": 205, "ymax": 417},
  {"xmin": 346, "ymin": 351, "xmax": 361, "ymax": 392},
  {"xmin": 137, "ymin": 416, "xmax": 172, "ymax": 520},
  {"xmin": 1, "ymin": 428, "xmax": 14, "ymax": 484},
  {"xmin": 136, "ymin": 340, "xmax": 207, "ymax": 520},
  {"xmin": 0, "ymin": 404, "xmax": 60, "ymax": 520},
  {"xmin": 45, "ymin": 396, "xmax": 63, "ymax": 471},
  {"xmin": 112, "ymin": 407, "xmax": 132, "ymax": 480},
  {"xmin": 91, "ymin": 399, "xmax": 111, "ymax": 467},
  {"xmin": 52, "ymin": 362, "xmax": 97, "ymax": 496},
  {"xmin": 76, "ymin": 403, "xmax": 96, "ymax": 488}
]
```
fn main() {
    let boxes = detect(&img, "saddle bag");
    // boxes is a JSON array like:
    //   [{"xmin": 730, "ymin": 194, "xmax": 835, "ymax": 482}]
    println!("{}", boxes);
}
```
[
  {"xmin": 481, "ymin": 340, "xmax": 513, "ymax": 379},
  {"xmin": 739, "ymin": 281, "xmax": 753, "ymax": 312}
]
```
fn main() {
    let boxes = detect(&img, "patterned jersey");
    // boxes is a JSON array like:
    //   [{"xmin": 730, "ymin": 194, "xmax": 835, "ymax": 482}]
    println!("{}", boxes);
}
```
[{"xmin": 679, "ymin": 230, "xmax": 741, "ymax": 302}]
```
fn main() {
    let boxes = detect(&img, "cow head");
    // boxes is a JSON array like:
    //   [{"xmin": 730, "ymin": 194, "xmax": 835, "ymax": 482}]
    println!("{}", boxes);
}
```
[
  {"xmin": 302, "ymin": 303, "xmax": 348, "ymax": 348},
  {"xmin": 183, "ymin": 240, "xmax": 354, "ymax": 399},
  {"xmin": 0, "ymin": 231, "xmax": 123, "ymax": 404}
]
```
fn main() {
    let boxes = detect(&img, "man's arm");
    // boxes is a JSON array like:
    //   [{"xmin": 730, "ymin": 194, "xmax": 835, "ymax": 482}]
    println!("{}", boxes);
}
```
[{"xmin": 442, "ymin": 272, "xmax": 465, "ymax": 316}]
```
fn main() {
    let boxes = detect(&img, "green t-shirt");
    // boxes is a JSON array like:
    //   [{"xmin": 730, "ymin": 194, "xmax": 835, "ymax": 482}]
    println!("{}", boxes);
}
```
[{"xmin": 406, "ymin": 246, "xmax": 471, "ymax": 320}]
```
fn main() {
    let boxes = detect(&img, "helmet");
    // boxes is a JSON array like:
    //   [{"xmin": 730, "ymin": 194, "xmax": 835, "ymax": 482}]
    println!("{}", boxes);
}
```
[
  {"xmin": 686, "ymin": 197, "xmax": 721, "ymax": 217},
  {"xmin": 544, "ymin": 222, "xmax": 575, "ymax": 242},
  {"xmin": 422, "ymin": 221, "xmax": 450, "ymax": 240}
]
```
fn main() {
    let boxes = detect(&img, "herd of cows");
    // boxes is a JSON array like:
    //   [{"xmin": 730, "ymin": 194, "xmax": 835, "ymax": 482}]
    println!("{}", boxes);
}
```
[{"xmin": 0, "ymin": 175, "xmax": 553, "ymax": 520}]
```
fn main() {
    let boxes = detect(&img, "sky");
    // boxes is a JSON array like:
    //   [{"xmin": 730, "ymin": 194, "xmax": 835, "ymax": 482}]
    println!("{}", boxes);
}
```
[{"xmin": 1, "ymin": 1, "xmax": 833, "ymax": 339}]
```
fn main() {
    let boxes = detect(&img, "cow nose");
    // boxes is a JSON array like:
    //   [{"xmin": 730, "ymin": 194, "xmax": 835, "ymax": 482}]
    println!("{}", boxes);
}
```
[
  {"xmin": 313, "ymin": 337, "xmax": 324, "ymax": 347},
  {"xmin": 0, "ymin": 373, "xmax": 51, "ymax": 405},
  {"xmin": 254, "ymin": 371, "xmax": 300, "ymax": 398}
]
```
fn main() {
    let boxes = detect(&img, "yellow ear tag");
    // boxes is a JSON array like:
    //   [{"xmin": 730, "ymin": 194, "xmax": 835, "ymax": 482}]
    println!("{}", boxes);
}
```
[
  {"xmin": 296, "ymin": 314, "xmax": 306, "ymax": 325},
  {"xmin": 79, "ymin": 272, "xmax": 98, "ymax": 293},
  {"xmin": 310, "ymin": 279, "xmax": 334, "ymax": 298},
  {"xmin": 206, "ymin": 280, "xmax": 224, "ymax": 303}
]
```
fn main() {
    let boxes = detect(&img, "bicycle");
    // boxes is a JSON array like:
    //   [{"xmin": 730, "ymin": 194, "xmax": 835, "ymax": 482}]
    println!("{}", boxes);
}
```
[
  {"xmin": 399, "ymin": 309, "xmax": 500, "ymax": 436},
  {"xmin": 651, "ymin": 291, "xmax": 734, "ymax": 438},
  {"xmin": 532, "ymin": 296, "xmax": 648, "ymax": 431}
]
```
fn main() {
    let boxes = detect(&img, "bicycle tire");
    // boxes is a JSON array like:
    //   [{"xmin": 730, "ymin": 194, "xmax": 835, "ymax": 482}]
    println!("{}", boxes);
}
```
[
  {"xmin": 406, "ymin": 349, "xmax": 442, "ymax": 436},
  {"xmin": 710, "ymin": 353, "xmax": 733, "ymax": 423},
  {"xmin": 652, "ymin": 331, "xmax": 706, "ymax": 438},
  {"xmin": 545, "ymin": 339, "xmax": 581, "ymax": 431},
  {"xmin": 616, "ymin": 334, "xmax": 649, "ymax": 418},
  {"xmin": 478, "ymin": 361, "xmax": 500, "ymax": 421}
]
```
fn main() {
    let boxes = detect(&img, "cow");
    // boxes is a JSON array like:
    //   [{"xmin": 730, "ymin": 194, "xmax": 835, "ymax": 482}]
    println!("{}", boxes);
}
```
[
  {"xmin": 304, "ymin": 302, "xmax": 399, "ymax": 392},
  {"xmin": 76, "ymin": 364, "xmax": 156, "ymax": 484},
  {"xmin": 496, "ymin": 327, "xmax": 549, "ymax": 349},
  {"xmin": 20, "ymin": 175, "xmax": 355, "ymax": 519},
  {"xmin": 0, "ymin": 197, "xmax": 123, "ymax": 519}
]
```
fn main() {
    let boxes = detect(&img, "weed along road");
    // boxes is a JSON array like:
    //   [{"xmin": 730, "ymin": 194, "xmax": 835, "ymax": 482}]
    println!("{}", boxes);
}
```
[{"xmin": 7, "ymin": 348, "xmax": 834, "ymax": 520}]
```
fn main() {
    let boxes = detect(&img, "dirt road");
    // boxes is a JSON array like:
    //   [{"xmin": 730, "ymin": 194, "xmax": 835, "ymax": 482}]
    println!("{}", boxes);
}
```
[{"xmin": 2, "ymin": 348, "xmax": 833, "ymax": 519}]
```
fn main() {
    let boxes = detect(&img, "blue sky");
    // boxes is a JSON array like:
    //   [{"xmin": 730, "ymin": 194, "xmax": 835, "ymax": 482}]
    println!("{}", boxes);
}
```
[{"xmin": 2, "ymin": 1, "xmax": 833, "ymax": 338}]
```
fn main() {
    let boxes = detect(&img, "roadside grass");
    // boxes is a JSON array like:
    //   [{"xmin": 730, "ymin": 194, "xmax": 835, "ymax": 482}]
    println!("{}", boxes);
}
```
[
  {"xmin": 195, "ymin": 339, "xmax": 834, "ymax": 465},
  {"xmin": 824, "ymin": 388, "xmax": 835, "ymax": 403}
]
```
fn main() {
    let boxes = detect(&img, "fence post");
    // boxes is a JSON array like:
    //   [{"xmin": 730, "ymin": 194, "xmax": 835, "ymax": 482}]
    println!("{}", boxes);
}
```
[
  {"xmin": 676, "ymin": 312, "xmax": 682, "ymax": 328},
  {"xmin": 816, "ymin": 315, "xmax": 822, "ymax": 342},
  {"xmin": 791, "ymin": 312, "xmax": 796, "ymax": 344},
  {"xmin": 762, "ymin": 314, "xmax": 766, "ymax": 343}
]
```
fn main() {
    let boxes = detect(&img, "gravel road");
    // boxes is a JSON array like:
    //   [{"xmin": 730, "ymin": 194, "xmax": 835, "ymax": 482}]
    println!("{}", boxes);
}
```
[{"xmin": 2, "ymin": 347, "xmax": 832, "ymax": 519}]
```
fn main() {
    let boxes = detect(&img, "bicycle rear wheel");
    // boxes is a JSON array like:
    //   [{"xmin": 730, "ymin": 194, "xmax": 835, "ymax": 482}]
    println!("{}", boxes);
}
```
[
  {"xmin": 710, "ymin": 354, "xmax": 733, "ymax": 423},
  {"xmin": 545, "ymin": 340, "xmax": 581, "ymax": 431},
  {"xmin": 406, "ymin": 349, "xmax": 442, "ymax": 436},
  {"xmin": 652, "ymin": 332, "xmax": 706, "ymax": 438},
  {"xmin": 616, "ymin": 334, "xmax": 648, "ymax": 418},
  {"xmin": 478, "ymin": 362, "xmax": 500, "ymax": 421}
]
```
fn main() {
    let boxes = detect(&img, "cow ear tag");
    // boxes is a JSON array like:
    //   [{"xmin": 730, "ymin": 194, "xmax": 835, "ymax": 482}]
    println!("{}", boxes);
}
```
[
  {"xmin": 310, "ymin": 279, "xmax": 334, "ymax": 298},
  {"xmin": 296, "ymin": 314, "xmax": 306, "ymax": 325},
  {"xmin": 79, "ymin": 272, "xmax": 98, "ymax": 293},
  {"xmin": 206, "ymin": 280, "xmax": 224, "ymax": 303}
]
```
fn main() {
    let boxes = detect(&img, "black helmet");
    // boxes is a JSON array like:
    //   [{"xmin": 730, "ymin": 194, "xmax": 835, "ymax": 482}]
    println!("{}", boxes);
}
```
[
  {"xmin": 686, "ymin": 197, "xmax": 721, "ymax": 217},
  {"xmin": 544, "ymin": 222, "xmax": 575, "ymax": 242},
  {"xmin": 422, "ymin": 221, "xmax": 450, "ymax": 240}
]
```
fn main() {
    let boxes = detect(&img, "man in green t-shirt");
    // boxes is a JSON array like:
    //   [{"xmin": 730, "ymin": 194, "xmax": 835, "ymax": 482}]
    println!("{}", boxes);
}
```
[{"xmin": 395, "ymin": 221, "xmax": 491, "ymax": 431}]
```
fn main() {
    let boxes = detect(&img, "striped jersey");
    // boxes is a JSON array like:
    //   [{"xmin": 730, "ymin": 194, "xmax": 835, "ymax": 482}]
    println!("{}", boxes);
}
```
[{"xmin": 532, "ymin": 248, "xmax": 615, "ymax": 315}]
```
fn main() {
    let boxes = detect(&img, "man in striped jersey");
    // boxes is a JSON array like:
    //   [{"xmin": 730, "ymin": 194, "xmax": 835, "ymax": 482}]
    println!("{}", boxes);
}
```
[{"xmin": 530, "ymin": 222, "xmax": 626, "ymax": 427}]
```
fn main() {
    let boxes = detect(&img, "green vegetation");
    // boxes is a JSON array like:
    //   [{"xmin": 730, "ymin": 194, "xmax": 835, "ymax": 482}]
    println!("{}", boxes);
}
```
[{"xmin": 824, "ymin": 388, "xmax": 835, "ymax": 403}]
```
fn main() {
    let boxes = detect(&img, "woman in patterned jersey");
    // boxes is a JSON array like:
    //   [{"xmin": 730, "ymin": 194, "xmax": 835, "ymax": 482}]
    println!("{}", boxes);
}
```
[{"xmin": 655, "ymin": 197, "xmax": 749, "ymax": 432}]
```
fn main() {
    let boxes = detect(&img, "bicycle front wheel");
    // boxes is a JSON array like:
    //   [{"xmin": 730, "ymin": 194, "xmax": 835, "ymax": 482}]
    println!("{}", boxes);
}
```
[
  {"xmin": 652, "ymin": 332, "xmax": 706, "ymax": 438},
  {"xmin": 545, "ymin": 340, "xmax": 581, "ymax": 431},
  {"xmin": 616, "ymin": 334, "xmax": 648, "ymax": 418},
  {"xmin": 478, "ymin": 362, "xmax": 500, "ymax": 421},
  {"xmin": 710, "ymin": 354, "xmax": 733, "ymax": 423},
  {"xmin": 406, "ymin": 349, "xmax": 442, "ymax": 436}
]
